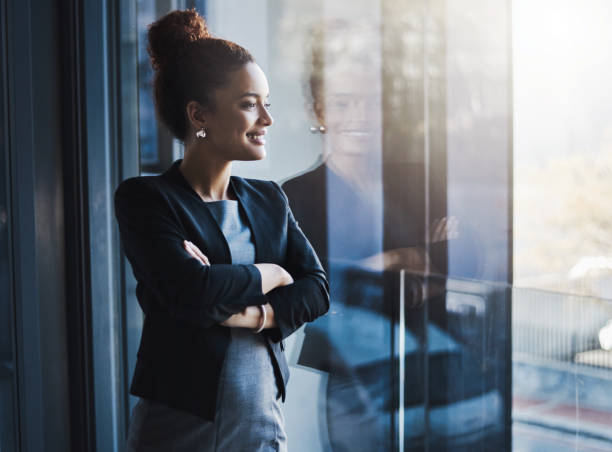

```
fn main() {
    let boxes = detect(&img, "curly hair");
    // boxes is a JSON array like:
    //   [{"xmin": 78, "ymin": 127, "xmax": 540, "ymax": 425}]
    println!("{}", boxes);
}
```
[{"xmin": 147, "ymin": 8, "xmax": 254, "ymax": 141}]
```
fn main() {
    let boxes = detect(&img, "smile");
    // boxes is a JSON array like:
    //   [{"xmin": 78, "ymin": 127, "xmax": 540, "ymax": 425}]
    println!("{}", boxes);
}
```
[
  {"xmin": 338, "ymin": 130, "xmax": 371, "ymax": 137},
  {"xmin": 246, "ymin": 131, "xmax": 266, "ymax": 145}
]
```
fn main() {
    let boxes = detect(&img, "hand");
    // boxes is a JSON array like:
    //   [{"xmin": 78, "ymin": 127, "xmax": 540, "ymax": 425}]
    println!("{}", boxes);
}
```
[
  {"xmin": 429, "ymin": 216, "xmax": 459, "ymax": 243},
  {"xmin": 220, "ymin": 305, "xmax": 260, "ymax": 328},
  {"xmin": 278, "ymin": 266, "xmax": 294, "ymax": 286},
  {"xmin": 183, "ymin": 240, "xmax": 210, "ymax": 265},
  {"xmin": 221, "ymin": 303, "xmax": 276, "ymax": 329},
  {"xmin": 253, "ymin": 263, "xmax": 293, "ymax": 294}
]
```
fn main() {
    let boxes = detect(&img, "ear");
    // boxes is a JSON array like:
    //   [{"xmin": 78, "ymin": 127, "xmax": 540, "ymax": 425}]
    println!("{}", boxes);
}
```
[
  {"xmin": 312, "ymin": 99, "xmax": 326, "ymax": 128},
  {"xmin": 185, "ymin": 100, "xmax": 207, "ymax": 130}
]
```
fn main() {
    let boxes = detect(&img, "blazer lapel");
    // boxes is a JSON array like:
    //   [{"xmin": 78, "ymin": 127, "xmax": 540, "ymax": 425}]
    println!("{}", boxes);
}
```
[
  {"xmin": 162, "ymin": 160, "xmax": 232, "ymax": 263},
  {"xmin": 231, "ymin": 176, "xmax": 269, "ymax": 264}
]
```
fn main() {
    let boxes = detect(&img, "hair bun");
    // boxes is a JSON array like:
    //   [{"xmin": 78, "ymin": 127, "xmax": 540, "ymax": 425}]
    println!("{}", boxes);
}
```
[{"xmin": 147, "ymin": 8, "xmax": 211, "ymax": 70}]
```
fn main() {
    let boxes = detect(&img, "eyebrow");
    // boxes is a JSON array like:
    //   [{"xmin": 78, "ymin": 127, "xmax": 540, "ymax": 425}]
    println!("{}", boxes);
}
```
[{"xmin": 238, "ymin": 92, "xmax": 270, "ymax": 99}]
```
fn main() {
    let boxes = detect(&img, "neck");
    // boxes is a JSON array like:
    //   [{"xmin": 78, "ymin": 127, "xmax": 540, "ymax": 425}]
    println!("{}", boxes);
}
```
[
  {"xmin": 325, "ymin": 152, "xmax": 383, "ymax": 199},
  {"xmin": 179, "ymin": 146, "xmax": 234, "ymax": 201}
]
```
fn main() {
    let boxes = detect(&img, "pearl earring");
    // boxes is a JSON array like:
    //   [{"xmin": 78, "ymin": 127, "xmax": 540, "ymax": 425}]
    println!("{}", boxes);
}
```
[
  {"xmin": 196, "ymin": 128, "xmax": 207, "ymax": 139},
  {"xmin": 309, "ymin": 125, "xmax": 326, "ymax": 134}
]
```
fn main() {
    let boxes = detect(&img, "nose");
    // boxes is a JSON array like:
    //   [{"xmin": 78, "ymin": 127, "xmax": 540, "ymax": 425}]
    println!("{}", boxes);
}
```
[{"xmin": 259, "ymin": 105, "xmax": 273, "ymax": 127}]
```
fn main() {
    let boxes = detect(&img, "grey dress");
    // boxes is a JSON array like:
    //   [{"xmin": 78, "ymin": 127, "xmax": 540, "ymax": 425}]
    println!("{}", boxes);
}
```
[{"xmin": 126, "ymin": 200, "xmax": 287, "ymax": 452}]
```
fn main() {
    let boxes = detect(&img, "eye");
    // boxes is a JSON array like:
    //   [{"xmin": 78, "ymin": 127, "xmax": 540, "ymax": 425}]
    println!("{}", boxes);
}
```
[
  {"xmin": 240, "ymin": 100, "xmax": 271, "ymax": 111},
  {"xmin": 333, "ymin": 99, "xmax": 349, "ymax": 109}
]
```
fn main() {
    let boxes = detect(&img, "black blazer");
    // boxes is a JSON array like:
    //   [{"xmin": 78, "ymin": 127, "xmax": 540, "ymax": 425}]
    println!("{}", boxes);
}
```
[{"xmin": 114, "ymin": 159, "xmax": 330, "ymax": 421}]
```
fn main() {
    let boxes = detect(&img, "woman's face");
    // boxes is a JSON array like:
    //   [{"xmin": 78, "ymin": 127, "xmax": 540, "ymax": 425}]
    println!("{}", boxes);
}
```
[
  {"xmin": 323, "ymin": 69, "xmax": 381, "ymax": 159},
  {"xmin": 203, "ymin": 62, "xmax": 273, "ymax": 161},
  {"xmin": 311, "ymin": 23, "xmax": 382, "ymax": 163}
]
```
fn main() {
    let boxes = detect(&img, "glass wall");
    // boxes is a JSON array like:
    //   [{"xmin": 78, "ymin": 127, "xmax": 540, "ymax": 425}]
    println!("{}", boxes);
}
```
[
  {"xmin": 513, "ymin": 1, "xmax": 612, "ymax": 450},
  {"xmin": 0, "ymin": 0, "xmax": 17, "ymax": 449},
  {"xmin": 119, "ymin": 0, "xmax": 612, "ymax": 450}
]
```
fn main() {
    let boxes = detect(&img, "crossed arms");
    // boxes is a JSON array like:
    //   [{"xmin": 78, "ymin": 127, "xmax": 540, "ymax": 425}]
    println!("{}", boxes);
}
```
[{"xmin": 114, "ymin": 177, "xmax": 329, "ymax": 342}]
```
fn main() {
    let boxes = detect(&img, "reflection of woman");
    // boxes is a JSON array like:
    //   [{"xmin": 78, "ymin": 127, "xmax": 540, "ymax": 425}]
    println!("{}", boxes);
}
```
[
  {"xmin": 284, "ymin": 20, "xmax": 458, "ymax": 277},
  {"xmin": 115, "ymin": 9, "xmax": 329, "ymax": 451},
  {"xmin": 281, "ymin": 19, "xmax": 460, "ymax": 452}
]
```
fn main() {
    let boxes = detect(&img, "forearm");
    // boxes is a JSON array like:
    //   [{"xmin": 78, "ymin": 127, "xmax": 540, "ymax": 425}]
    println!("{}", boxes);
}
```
[
  {"xmin": 218, "ymin": 263, "xmax": 289, "ymax": 329},
  {"xmin": 180, "ymin": 240, "xmax": 289, "ymax": 330},
  {"xmin": 220, "ymin": 303, "xmax": 277, "ymax": 329},
  {"xmin": 265, "ymin": 273, "xmax": 328, "ymax": 341}
]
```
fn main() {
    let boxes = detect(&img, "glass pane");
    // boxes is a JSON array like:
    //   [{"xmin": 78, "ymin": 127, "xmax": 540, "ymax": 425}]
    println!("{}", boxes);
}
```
[
  {"xmin": 0, "ymin": 8, "xmax": 17, "ymax": 450},
  {"xmin": 119, "ymin": 0, "xmax": 612, "ymax": 450},
  {"xmin": 440, "ymin": 0, "xmax": 513, "ymax": 450},
  {"xmin": 269, "ymin": 0, "xmax": 512, "ymax": 450},
  {"xmin": 513, "ymin": 0, "xmax": 612, "ymax": 449},
  {"xmin": 163, "ymin": 0, "xmax": 512, "ymax": 450}
]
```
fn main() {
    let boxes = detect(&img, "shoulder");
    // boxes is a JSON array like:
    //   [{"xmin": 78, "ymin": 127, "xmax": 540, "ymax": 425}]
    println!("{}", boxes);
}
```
[
  {"xmin": 281, "ymin": 164, "xmax": 326, "ymax": 211},
  {"xmin": 282, "ymin": 164, "xmax": 325, "ymax": 191},
  {"xmin": 114, "ymin": 175, "xmax": 168, "ymax": 207},
  {"xmin": 281, "ymin": 164, "xmax": 325, "ymax": 202},
  {"xmin": 231, "ymin": 176, "xmax": 288, "ymax": 205}
]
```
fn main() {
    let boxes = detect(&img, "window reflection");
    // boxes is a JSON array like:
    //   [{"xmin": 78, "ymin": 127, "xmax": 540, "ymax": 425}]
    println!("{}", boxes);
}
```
[
  {"xmin": 282, "ymin": 4, "xmax": 509, "ymax": 449},
  {"xmin": 122, "ymin": 0, "xmax": 612, "ymax": 450},
  {"xmin": 283, "ymin": 17, "xmax": 389, "ymax": 450}
]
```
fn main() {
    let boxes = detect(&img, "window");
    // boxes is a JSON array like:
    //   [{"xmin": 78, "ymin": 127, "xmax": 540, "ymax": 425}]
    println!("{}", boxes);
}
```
[
  {"xmin": 0, "ymin": 1, "xmax": 18, "ymax": 449},
  {"xmin": 118, "ymin": 0, "xmax": 612, "ymax": 450}
]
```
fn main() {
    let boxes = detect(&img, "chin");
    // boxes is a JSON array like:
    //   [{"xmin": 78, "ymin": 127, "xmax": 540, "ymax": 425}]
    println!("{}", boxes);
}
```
[
  {"xmin": 238, "ymin": 147, "xmax": 266, "ymax": 161},
  {"xmin": 252, "ymin": 145, "xmax": 267, "ymax": 160}
]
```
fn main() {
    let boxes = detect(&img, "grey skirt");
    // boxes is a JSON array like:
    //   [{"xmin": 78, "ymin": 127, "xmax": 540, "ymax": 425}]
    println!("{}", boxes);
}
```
[{"xmin": 125, "ymin": 328, "xmax": 287, "ymax": 452}]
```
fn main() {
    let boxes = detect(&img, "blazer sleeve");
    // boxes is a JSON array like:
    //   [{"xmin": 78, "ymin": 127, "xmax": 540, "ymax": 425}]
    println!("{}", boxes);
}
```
[
  {"xmin": 265, "ymin": 181, "xmax": 330, "ymax": 342},
  {"xmin": 114, "ymin": 177, "xmax": 268, "ymax": 328}
]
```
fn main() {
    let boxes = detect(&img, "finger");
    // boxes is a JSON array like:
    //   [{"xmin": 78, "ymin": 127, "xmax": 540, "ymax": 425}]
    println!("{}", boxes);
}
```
[
  {"xmin": 188, "ymin": 242, "xmax": 210, "ymax": 266},
  {"xmin": 194, "ymin": 245, "xmax": 210, "ymax": 265},
  {"xmin": 447, "ymin": 216, "xmax": 460, "ymax": 238},
  {"xmin": 186, "ymin": 242, "xmax": 206, "ymax": 265},
  {"xmin": 430, "ymin": 218, "xmax": 440, "ymax": 234},
  {"xmin": 435, "ymin": 218, "xmax": 447, "ymax": 240},
  {"xmin": 183, "ymin": 240, "xmax": 196, "ymax": 257},
  {"xmin": 183, "ymin": 240, "xmax": 205, "ymax": 265},
  {"xmin": 184, "ymin": 240, "xmax": 198, "ymax": 257},
  {"xmin": 185, "ymin": 240, "xmax": 202, "ymax": 259},
  {"xmin": 188, "ymin": 241, "xmax": 210, "ymax": 265},
  {"xmin": 183, "ymin": 241, "xmax": 201, "ymax": 261},
  {"xmin": 431, "ymin": 218, "xmax": 446, "ymax": 242}
]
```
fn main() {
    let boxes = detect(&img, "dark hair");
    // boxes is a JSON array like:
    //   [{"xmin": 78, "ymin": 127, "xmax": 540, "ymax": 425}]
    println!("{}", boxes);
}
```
[
  {"xmin": 147, "ymin": 8, "xmax": 254, "ymax": 141},
  {"xmin": 306, "ymin": 20, "xmax": 376, "ymax": 116},
  {"xmin": 306, "ymin": 23, "xmax": 325, "ymax": 114}
]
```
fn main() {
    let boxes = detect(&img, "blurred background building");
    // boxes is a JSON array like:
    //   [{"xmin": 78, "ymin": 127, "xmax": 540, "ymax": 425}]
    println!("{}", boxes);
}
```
[{"xmin": 2, "ymin": 0, "xmax": 612, "ymax": 451}]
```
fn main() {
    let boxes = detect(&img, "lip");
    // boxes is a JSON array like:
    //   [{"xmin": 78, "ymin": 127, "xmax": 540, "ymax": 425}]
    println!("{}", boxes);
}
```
[
  {"xmin": 246, "ymin": 129, "xmax": 267, "ymax": 137},
  {"xmin": 339, "ymin": 130, "xmax": 371, "ymax": 137},
  {"xmin": 246, "ymin": 129, "xmax": 267, "ymax": 145}
]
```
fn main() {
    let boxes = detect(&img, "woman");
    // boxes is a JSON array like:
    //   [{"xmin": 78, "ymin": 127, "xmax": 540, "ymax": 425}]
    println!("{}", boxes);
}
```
[
  {"xmin": 281, "ymin": 18, "xmax": 467, "ymax": 452},
  {"xmin": 114, "ymin": 9, "xmax": 329, "ymax": 451}
]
